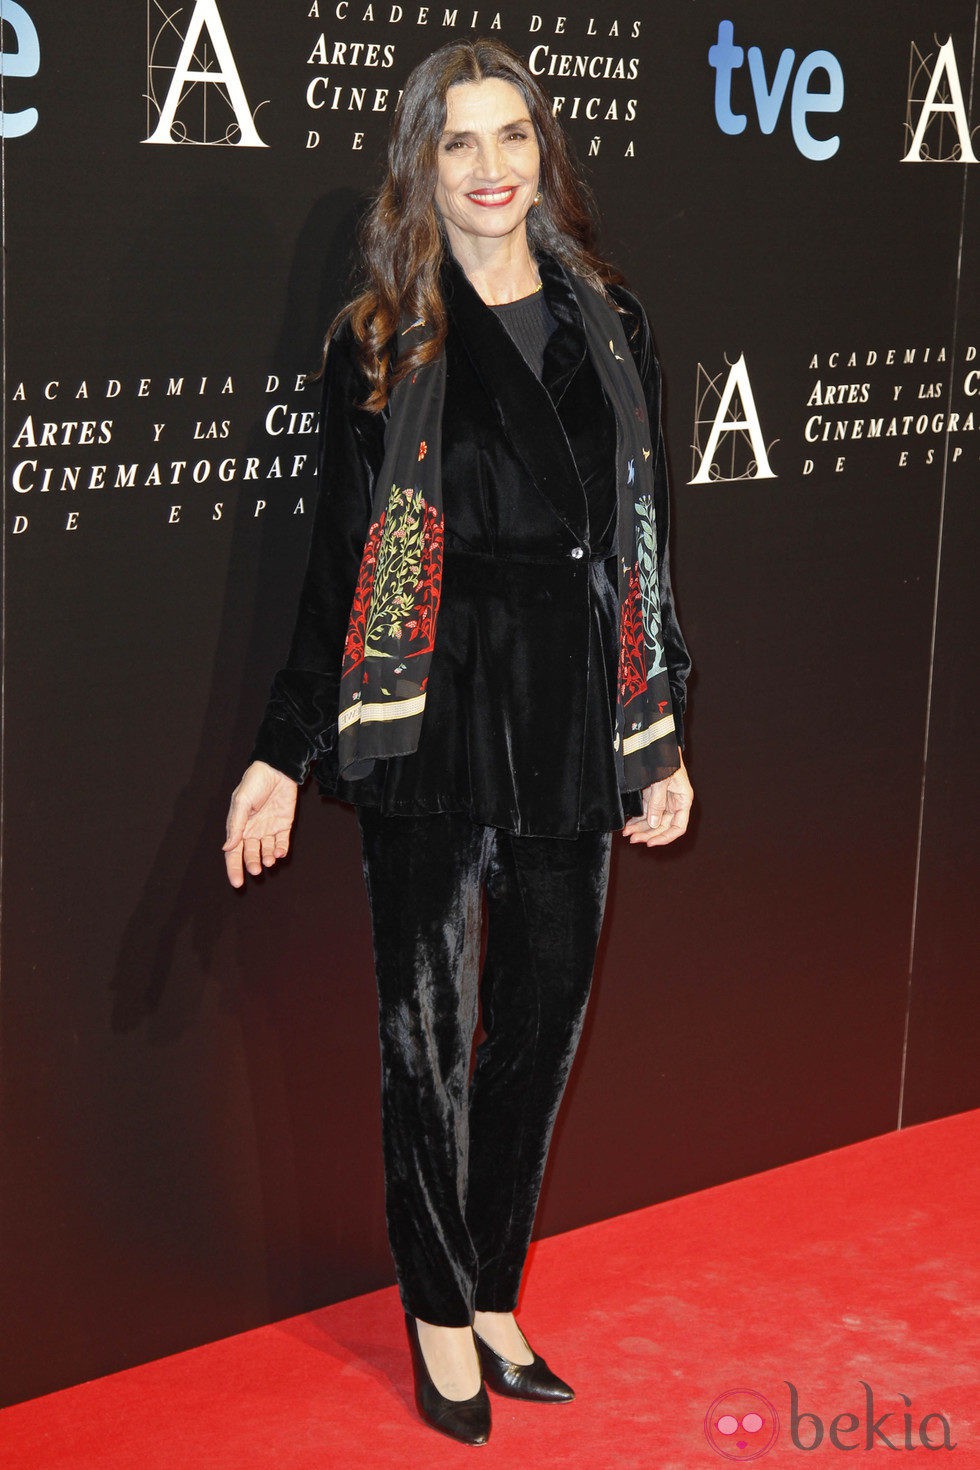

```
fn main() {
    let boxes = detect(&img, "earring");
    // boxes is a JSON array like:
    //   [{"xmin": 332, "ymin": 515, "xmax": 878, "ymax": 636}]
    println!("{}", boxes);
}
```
[{"xmin": 532, "ymin": 190, "xmax": 541, "ymax": 206}]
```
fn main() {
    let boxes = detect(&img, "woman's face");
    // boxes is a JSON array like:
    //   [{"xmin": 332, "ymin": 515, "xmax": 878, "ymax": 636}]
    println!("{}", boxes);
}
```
[{"xmin": 433, "ymin": 77, "xmax": 541, "ymax": 253}]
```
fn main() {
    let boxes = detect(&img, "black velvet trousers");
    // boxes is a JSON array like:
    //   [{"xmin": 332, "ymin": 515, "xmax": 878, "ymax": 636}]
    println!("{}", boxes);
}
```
[{"xmin": 356, "ymin": 807, "xmax": 613, "ymax": 1327}]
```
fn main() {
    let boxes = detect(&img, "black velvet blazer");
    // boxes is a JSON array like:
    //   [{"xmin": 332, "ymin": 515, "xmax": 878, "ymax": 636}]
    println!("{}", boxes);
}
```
[{"xmin": 248, "ymin": 250, "xmax": 691, "ymax": 837}]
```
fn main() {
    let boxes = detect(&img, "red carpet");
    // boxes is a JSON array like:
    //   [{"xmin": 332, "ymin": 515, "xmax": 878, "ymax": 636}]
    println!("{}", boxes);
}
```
[{"xmin": 4, "ymin": 1110, "xmax": 978, "ymax": 1467}]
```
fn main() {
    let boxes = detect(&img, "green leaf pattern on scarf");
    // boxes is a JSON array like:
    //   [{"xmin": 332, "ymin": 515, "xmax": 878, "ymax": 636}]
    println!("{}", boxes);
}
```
[{"xmin": 364, "ymin": 483, "xmax": 425, "ymax": 655}]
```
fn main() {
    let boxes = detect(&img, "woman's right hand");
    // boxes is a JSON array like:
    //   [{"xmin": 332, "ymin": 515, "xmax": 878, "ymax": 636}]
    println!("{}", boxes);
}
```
[{"xmin": 222, "ymin": 761, "xmax": 299, "ymax": 888}]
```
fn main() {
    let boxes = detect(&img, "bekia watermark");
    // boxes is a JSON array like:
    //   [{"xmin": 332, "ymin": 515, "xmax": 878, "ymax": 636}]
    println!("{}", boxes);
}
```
[
  {"xmin": 788, "ymin": 1382, "xmax": 956, "ymax": 1452},
  {"xmin": 704, "ymin": 1388, "xmax": 780, "ymax": 1460},
  {"xmin": 705, "ymin": 1381, "xmax": 956, "ymax": 1458}
]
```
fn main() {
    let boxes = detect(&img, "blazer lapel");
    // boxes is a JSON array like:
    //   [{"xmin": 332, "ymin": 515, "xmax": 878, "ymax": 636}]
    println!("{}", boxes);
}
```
[
  {"xmin": 442, "ymin": 250, "xmax": 590, "ymax": 541},
  {"xmin": 538, "ymin": 249, "xmax": 588, "ymax": 408}
]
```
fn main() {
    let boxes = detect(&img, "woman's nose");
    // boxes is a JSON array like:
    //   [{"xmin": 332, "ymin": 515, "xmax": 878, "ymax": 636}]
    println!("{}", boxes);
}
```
[{"xmin": 474, "ymin": 140, "xmax": 507, "ymax": 181}]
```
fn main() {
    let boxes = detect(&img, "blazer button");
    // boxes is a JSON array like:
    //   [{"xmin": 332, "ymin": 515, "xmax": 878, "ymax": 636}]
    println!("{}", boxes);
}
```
[{"xmin": 569, "ymin": 546, "xmax": 584, "ymax": 559}]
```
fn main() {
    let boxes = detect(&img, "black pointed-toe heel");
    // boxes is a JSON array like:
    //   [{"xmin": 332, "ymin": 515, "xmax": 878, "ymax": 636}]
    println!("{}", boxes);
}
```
[
  {"xmin": 404, "ymin": 1312, "xmax": 491, "ymax": 1445},
  {"xmin": 473, "ymin": 1323, "xmax": 575, "ymax": 1402}
]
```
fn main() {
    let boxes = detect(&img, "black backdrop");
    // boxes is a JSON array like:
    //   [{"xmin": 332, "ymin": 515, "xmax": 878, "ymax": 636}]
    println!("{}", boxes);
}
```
[{"xmin": 1, "ymin": 0, "xmax": 977, "ymax": 1407}]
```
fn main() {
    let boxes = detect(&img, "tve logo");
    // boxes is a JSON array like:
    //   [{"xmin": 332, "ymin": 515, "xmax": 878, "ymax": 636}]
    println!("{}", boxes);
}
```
[
  {"xmin": 0, "ymin": 1, "xmax": 39, "ymax": 138},
  {"xmin": 709, "ymin": 19, "xmax": 844, "ymax": 161}
]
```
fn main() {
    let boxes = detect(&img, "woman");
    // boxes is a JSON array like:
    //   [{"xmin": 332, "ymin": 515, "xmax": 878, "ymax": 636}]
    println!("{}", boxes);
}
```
[{"xmin": 223, "ymin": 38, "xmax": 693, "ymax": 1447}]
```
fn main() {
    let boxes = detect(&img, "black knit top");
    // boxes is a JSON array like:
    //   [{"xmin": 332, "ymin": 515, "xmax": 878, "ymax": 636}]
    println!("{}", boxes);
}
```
[{"xmin": 489, "ymin": 288, "xmax": 558, "ymax": 379}]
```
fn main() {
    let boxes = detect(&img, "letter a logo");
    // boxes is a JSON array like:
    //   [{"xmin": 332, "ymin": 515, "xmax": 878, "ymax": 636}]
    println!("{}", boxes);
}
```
[
  {"xmin": 145, "ymin": 0, "xmax": 268, "ymax": 147},
  {"xmin": 902, "ymin": 37, "xmax": 978, "ymax": 163},
  {"xmin": 689, "ymin": 354, "xmax": 777, "ymax": 484}
]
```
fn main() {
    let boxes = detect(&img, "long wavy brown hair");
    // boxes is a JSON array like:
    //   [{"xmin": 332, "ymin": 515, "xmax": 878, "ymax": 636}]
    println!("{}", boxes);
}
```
[{"xmin": 315, "ymin": 38, "xmax": 625, "ymax": 412}]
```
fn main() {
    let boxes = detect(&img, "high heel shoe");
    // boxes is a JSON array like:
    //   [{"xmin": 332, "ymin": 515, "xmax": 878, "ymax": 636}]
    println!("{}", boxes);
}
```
[
  {"xmin": 473, "ymin": 1322, "xmax": 575, "ymax": 1402},
  {"xmin": 403, "ymin": 1312, "xmax": 491, "ymax": 1445}
]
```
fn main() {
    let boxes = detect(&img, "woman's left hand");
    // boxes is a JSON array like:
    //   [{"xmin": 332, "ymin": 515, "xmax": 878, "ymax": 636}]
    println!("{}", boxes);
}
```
[{"xmin": 622, "ymin": 750, "xmax": 694, "ymax": 847}]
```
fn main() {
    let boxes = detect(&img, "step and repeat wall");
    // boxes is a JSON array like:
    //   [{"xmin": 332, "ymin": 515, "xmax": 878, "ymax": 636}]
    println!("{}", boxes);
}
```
[{"xmin": 2, "ymin": 0, "xmax": 977, "ymax": 1403}]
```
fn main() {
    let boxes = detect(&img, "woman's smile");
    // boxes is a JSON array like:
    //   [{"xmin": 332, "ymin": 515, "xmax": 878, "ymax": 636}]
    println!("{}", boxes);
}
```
[{"xmin": 466, "ymin": 186, "xmax": 519, "ymax": 207}]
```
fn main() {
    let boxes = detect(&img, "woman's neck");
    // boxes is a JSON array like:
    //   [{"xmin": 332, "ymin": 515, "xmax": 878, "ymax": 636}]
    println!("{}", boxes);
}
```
[{"xmin": 445, "ymin": 227, "xmax": 540, "ymax": 306}]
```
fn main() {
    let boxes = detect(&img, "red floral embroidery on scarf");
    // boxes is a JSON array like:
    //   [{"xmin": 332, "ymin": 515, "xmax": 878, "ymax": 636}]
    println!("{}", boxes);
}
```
[
  {"xmin": 618, "ymin": 561, "xmax": 648, "ymax": 705},
  {"xmin": 342, "ymin": 493, "xmax": 444, "ymax": 676},
  {"xmin": 342, "ymin": 510, "xmax": 385, "ymax": 675},
  {"xmin": 418, "ymin": 440, "xmax": 427, "ymax": 460},
  {"xmin": 407, "ymin": 501, "xmax": 443, "ymax": 654}
]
